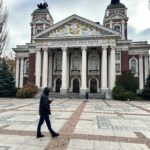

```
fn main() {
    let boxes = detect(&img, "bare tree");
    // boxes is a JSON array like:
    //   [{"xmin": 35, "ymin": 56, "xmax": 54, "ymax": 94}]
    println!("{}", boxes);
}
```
[{"xmin": 0, "ymin": 0, "xmax": 8, "ymax": 56}]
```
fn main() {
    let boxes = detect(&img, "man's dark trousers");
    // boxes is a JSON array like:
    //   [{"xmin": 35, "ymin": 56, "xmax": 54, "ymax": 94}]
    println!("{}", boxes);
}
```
[{"xmin": 37, "ymin": 114, "xmax": 53, "ymax": 134}]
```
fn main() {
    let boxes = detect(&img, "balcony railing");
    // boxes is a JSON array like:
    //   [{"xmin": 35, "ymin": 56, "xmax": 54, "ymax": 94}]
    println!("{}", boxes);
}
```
[
  {"xmin": 71, "ymin": 70, "xmax": 80, "ymax": 76},
  {"xmin": 88, "ymin": 70, "xmax": 99, "ymax": 75}
]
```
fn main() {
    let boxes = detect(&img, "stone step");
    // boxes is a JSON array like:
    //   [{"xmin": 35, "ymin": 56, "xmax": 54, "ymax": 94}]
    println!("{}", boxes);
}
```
[{"xmin": 34, "ymin": 90, "xmax": 106, "ymax": 99}]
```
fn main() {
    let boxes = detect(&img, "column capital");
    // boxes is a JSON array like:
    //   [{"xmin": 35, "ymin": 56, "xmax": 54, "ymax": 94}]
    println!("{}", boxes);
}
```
[
  {"xmin": 144, "ymin": 55, "xmax": 149, "ymax": 58},
  {"xmin": 81, "ymin": 46, "xmax": 87, "ymax": 51},
  {"xmin": 110, "ymin": 46, "xmax": 116, "ymax": 50},
  {"xmin": 122, "ymin": 19, "xmax": 125, "ymax": 23},
  {"xmin": 61, "ymin": 47, "xmax": 68, "ymax": 51},
  {"xmin": 102, "ymin": 46, "xmax": 108, "ymax": 50},
  {"xmin": 139, "ymin": 54, "xmax": 143, "ymax": 58},
  {"xmin": 43, "ymin": 48, "xmax": 48, "ymax": 52}
]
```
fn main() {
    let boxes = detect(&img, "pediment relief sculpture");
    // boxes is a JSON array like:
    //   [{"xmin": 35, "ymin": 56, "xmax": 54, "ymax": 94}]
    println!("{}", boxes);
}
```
[{"xmin": 49, "ymin": 20, "xmax": 102, "ymax": 37}]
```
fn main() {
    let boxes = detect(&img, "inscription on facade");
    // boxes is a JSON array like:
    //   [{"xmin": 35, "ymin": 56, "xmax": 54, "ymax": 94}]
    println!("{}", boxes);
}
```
[{"xmin": 46, "ymin": 39, "xmax": 116, "ymax": 48}]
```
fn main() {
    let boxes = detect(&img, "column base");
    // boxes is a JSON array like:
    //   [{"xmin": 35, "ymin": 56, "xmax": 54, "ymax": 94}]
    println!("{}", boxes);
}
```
[
  {"xmin": 80, "ymin": 88, "xmax": 87, "ymax": 95},
  {"xmin": 105, "ymin": 89, "xmax": 112, "ymax": 100},
  {"xmin": 60, "ymin": 88, "xmax": 68, "ymax": 94},
  {"xmin": 101, "ymin": 88, "xmax": 108, "ymax": 94}
]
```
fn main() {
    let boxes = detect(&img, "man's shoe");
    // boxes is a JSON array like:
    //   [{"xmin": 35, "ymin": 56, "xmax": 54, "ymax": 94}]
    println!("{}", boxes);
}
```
[
  {"xmin": 36, "ymin": 134, "xmax": 45, "ymax": 138},
  {"xmin": 51, "ymin": 132, "xmax": 59, "ymax": 138}
]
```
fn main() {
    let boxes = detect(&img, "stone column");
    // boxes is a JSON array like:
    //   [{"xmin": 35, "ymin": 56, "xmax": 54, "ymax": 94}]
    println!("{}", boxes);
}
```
[
  {"xmin": 20, "ymin": 57, "xmax": 24, "ymax": 88},
  {"xmin": 101, "ymin": 46, "xmax": 108, "ymax": 92},
  {"xmin": 42, "ymin": 48, "xmax": 48, "ymax": 88},
  {"xmin": 60, "ymin": 47, "xmax": 68, "ymax": 94},
  {"xmin": 15, "ymin": 58, "xmax": 20, "ymax": 88},
  {"xmin": 35, "ymin": 49, "xmax": 41, "ymax": 87},
  {"xmin": 108, "ymin": 52, "xmax": 111, "ymax": 89},
  {"xmin": 139, "ymin": 55, "xmax": 144, "ymax": 90},
  {"xmin": 67, "ymin": 52, "xmax": 70, "ymax": 90},
  {"xmin": 122, "ymin": 19, "xmax": 125, "ymax": 40},
  {"xmin": 48, "ymin": 52, "xmax": 53, "ymax": 88},
  {"xmin": 110, "ymin": 20, "xmax": 113, "ymax": 29},
  {"xmin": 80, "ymin": 46, "xmax": 87, "ymax": 95},
  {"xmin": 109, "ymin": 47, "xmax": 116, "ymax": 90},
  {"xmin": 144, "ymin": 55, "xmax": 149, "ymax": 83}
]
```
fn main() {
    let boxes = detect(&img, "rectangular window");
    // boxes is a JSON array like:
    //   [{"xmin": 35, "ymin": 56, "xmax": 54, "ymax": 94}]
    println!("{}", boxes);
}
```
[
  {"xmin": 116, "ymin": 64, "xmax": 121, "ymax": 73},
  {"xmin": 116, "ymin": 52, "xmax": 120, "ymax": 61},
  {"xmin": 115, "ymin": 51, "xmax": 121, "ymax": 74}
]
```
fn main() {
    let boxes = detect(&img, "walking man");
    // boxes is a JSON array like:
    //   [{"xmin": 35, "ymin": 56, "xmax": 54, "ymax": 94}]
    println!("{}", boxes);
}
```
[{"xmin": 37, "ymin": 87, "xmax": 59, "ymax": 138}]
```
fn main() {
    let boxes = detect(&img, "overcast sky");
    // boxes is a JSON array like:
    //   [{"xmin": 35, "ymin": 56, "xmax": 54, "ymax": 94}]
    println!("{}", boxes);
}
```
[{"xmin": 4, "ymin": 0, "xmax": 150, "ymax": 51}]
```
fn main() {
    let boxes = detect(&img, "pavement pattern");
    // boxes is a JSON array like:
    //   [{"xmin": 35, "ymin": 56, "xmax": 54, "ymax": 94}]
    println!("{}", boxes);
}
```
[{"xmin": 0, "ymin": 98, "xmax": 150, "ymax": 150}]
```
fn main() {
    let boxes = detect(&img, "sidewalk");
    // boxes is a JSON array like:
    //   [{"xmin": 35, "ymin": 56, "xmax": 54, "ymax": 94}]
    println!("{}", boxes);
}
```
[{"xmin": 0, "ymin": 98, "xmax": 150, "ymax": 150}]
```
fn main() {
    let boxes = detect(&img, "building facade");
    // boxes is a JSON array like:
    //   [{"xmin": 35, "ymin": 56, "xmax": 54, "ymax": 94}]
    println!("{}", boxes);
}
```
[{"xmin": 14, "ymin": 0, "xmax": 150, "ymax": 96}]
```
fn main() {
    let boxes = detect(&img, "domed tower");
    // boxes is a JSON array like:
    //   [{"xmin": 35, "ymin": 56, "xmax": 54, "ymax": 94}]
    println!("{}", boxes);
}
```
[
  {"xmin": 104, "ymin": 0, "xmax": 128, "ymax": 40},
  {"xmin": 30, "ymin": 2, "xmax": 53, "ymax": 40}
]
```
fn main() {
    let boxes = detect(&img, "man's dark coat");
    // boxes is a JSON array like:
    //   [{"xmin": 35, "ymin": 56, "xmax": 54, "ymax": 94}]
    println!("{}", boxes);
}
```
[{"xmin": 39, "ymin": 87, "xmax": 51, "ymax": 115}]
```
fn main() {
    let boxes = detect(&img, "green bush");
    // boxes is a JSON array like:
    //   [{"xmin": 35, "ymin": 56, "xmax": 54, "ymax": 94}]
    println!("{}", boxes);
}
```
[
  {"xmin": 112, "ymin": 85, "xmax": 136, "ymax": 100},
  {"xmin": 116, "ymin": 71, "xmax": 138, "ymax": 93},
  {"xmin": 0, "ymin": 60, "xmax": 16, "ymax": 97},
  {"xmin": 112, "ymin": 71, "xmax": 137, "ymax": 100},
  {"xmin": 112, "ymin": 85, "xmax": 125, "ymax": 100},
  {"xmin": 16, "ymin": 82, "xmax": 38, "ymax": 98},
  {"xmin": 16, "ymin": 89, "xmax": 26, "ymax": 98},
  {"xmin": 119, "ymin": 91, "xmax": 136, "ymax": 100}
]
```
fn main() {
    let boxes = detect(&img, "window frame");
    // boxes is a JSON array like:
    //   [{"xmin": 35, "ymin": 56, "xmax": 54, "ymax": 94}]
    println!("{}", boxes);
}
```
[
  {"xmin": 115, "ymin": 51, "xmax": 121, "ymax": 75},
  {"xmin": 24, "ymin": 59, "xmax": 29, "ymax": 77},
  {"xmin": 129, "ymin": 57, "xmax": 138, "ymax": 77},
  {"xmin": 113, "ymin": 24, "xmax": 121, "ymax": 32}
]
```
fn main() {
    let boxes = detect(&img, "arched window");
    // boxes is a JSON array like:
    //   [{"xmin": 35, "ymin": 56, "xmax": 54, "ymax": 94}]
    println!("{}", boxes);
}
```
[
  {"xmin": 24, "ymin": 59, "xmax": 29, "ymax": 75},
  {"xmin": 129, "ymin": 57, "xmax": 138, "ymax": 76}
]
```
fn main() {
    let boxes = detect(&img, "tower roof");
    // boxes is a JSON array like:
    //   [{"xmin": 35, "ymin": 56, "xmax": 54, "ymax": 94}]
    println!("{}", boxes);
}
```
[{"xmin": 107, "ymin": 0, "xmax": 126, "ymax": 9}]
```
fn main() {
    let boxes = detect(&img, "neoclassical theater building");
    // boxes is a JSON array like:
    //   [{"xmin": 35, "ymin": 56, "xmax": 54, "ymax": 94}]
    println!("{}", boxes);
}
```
[{"xmin": 14, "ymin": 0, "xmax": 150, "ymax": 96}]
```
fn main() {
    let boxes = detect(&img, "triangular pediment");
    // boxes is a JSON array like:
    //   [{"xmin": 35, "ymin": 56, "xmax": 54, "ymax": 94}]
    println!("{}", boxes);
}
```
[{"xmin": 33, "ymin": 14, "xmax": 120, "ymax": 39}]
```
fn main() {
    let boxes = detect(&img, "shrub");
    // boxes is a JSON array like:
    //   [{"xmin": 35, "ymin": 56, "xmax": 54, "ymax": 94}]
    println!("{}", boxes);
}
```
[
  {"xmin": 112, "ymin": 85, "xmax": 125, "ymax": 100},
  {"xmin": 112, "ymin": 85, "xmax": 136, "ymax": 100},
  {"xmin": 119, "ymin": 91, "xmax": 136, "ymax": 100},
  {"xmin": 16, "ymin": 82, "xmax": 38, "ymax": 98},
  {"xmin": 16, "ymin": 89, "xmax": 26, "ymax": 98},
  {"xmin": 137, "ymin": 74, "xmax": 150, "ymax": 100},
  {"xmin": 116, "ymin": 71, "xmax": 138, "ymax": 93},
  {"xmin": 0, "ymin": 60, "xmax": 16, "ymax": 97},
  {"xmin": 112, "ymin": 71, "xmax": 137, "ymax": 100}
]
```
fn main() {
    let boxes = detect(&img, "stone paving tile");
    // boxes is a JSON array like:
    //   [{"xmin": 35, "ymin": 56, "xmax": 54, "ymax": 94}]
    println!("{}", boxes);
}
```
[
  {"xmin": 120, "ymin": 143, "xmax": 149, "ymax": 150},
  {"xmin": 94, "ymin": 141, "xmax": 121, "ymax": 150},
  {"xmin": 67, "ymin": 139, "xmax": 94, "ymax": 150},
  {"xmin": 141, "ymin": 131, "xmax": 150, "ymax": 139},
  {"xmin": 0, "ymin": 98, "xmax": 150, "ymax": 150}
]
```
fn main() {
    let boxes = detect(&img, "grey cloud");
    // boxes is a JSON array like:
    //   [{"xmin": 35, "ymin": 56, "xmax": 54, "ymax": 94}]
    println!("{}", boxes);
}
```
[
  {"xmin": 140, "ymin": 28, "xmax": 150, "ymax": 37},
  {"xmin": 128, "ymin": 26, "xmax": 150, "ymax": 42}
]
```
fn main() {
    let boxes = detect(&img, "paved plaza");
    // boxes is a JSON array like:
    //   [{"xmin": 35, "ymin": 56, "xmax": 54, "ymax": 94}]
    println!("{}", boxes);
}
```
[{"xmin": 0, "ymin": 98, "xmax": 150, "ymax": 150}]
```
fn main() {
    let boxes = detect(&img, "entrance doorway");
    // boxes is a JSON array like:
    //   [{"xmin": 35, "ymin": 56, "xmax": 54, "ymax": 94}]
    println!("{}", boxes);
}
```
[
  {"xmin": 56, "ymin": 79, "xmax": 61, "ymax": 92},
  {"xmin": 90, "ymin": 79, "xmax": 97, "ymax": 93},
  {"xmin": 73, "ymin": 79, "xmax": 80, "ymax": 93}
]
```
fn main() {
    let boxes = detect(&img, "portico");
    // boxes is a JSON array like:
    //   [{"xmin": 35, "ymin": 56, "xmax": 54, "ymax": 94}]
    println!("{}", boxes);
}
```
[{"xmin": 34, "ymin": 36, "xmax": 117, "ymax": 95}]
